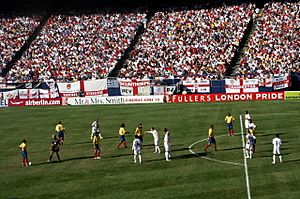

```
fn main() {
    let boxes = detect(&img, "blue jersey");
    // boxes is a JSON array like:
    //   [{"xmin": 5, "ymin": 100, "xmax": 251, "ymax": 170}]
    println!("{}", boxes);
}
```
[{"xmin": 248, "ymin": 135, "xmax": 255, "ymax": 145}]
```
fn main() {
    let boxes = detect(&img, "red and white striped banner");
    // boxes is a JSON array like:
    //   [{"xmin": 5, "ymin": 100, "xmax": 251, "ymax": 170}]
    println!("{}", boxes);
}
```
[
  {"xmin": 225, "ymin": 79, "xmax": 258, "ymax": 93},
  {"xmin": 119, "ymin": 79, "xmax": 151, "ymax": 96},
  {"xmin": 183, "ymin": 80, "xmax": 210, "ymax": 93},
  {"xmin": 273, "ymin": 76, "xmax": 290, "ymax": 90}
]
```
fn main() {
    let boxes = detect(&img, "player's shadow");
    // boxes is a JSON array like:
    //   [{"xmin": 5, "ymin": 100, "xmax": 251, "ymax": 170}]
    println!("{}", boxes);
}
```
[
  {"xmin": 31, "ymin": 155, "xmax": 94, "ymax": 166},
  {"xmin": 103, "ymin": 135, "xmax": 119, "ymax": 139},
  {"xmin": 256, "ymin": 147, "xmax": 291, "ymax": 153},
  {"xmin": 260, "ymin": 141, "xmax": 288, "ymax": 145},
  {"xmin": 175, "ymin": 152, "xmax": 207, "ymax": 159},
  {"xmin": 220, "ymin": 146, "xmax": 243, "ymax": 151},
  {"xmin": 73, "ymin": 141, "xmax": 91, "ymax": 145},
  {"xmin": 106, "ymin": 153, "xmax": 132, "ymax": 159},
  {"xmin": 284, "ymin": 159, "xmax": 300, "ymax": 163},
  {"xmin": 172, "ymin": 147, "xmax": 190, "ymax": 152},
  {"xmin": 256, "ymin": 132, "xmax": 286, "ymax": 137}
]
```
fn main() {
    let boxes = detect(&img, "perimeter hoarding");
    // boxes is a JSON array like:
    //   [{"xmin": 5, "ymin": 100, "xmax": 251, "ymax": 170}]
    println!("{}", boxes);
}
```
[
  {"xmin": 285, "ymin": 91, "xmax": 300, "ymax": 100},
  {"xmin": 8, "ymin": 98, "xmax": 62, "ymax": 106},
  {"xmin": 66, "ymin": 95, "xmax": 165, "ymax": 105},
  {"xmin": 169, "ymin": 92, "xmax": 285, "ymax": 103}
]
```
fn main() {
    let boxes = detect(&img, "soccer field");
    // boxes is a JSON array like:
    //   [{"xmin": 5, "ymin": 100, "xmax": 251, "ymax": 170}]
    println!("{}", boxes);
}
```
[{"xmin": 0, "ymin": 100, "xmax": 299, "ymax": 199}]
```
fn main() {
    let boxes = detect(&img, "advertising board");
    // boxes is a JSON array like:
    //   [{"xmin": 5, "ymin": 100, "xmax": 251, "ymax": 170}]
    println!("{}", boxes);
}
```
[
  {"xmin": 285, "ymin": 91, "xmax": 300, "ymax": 100},
  {"xmin": 66, "ymin": 95, "xmax": 164, "ymax": 105},
  {"xmin": 169, "ymin": 92, "xmax": 285, "ymax": 103},
  {"xmin": 8, "ymin": 98, "xmax": 62, "ymax": 106}
]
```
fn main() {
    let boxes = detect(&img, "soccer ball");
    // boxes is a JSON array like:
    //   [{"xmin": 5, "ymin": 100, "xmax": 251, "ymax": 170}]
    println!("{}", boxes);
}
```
[{"xmin": 29, "ymin": 162, "xmax": 32, "ymax": 166}]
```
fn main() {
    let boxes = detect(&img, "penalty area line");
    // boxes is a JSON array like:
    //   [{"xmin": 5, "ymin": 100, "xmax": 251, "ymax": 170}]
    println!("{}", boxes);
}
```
[
  {"xmin": 188, "ymin": 135, "xmax": 244, "ymax": 166},
  {"xmin": 240, "ymin": 115, "xmax": 252, "ymax": 199}
]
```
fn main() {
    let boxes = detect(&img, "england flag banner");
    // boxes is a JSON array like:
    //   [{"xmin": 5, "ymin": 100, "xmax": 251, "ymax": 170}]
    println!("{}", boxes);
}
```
[
  {"xmin": 39, "ymin": 89, "xmax": 59, "ymax": 98},
  {"xmin": 225, "ymin": 79, "xmax": 259, "ymax": 93},
  {"xmin": 119, "ymin": 79, "xmax": 151, "ymax": 96},
  {"xmin": 183, "ymin": 80, "xmax": 210, "ymax": 93},
  {"xmin": 259, "ymin": 77, "xmax": 273, "ymax": 87},
  {"xmin": 57, "ymin": 82, "xmax": 81, "ymax": 97},
  {"xmin": 83, "ymin": 79, "xmax": 108, "ymax": 96},
  {"xmin": 18, "ymin": 89, "xmax": 39, "ymax": 99},
  {"xmin": 273, "ymin": 76, "xmax": 289, "ymax": 90}
]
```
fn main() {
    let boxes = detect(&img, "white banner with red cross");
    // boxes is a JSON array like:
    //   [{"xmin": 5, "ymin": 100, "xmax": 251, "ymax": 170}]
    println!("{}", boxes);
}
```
[
  {"xmin": 57, "ymin": 80, "xmax": 108, "ymax": 97},
  {"xmin": 82, "ymin": 79, "xmax": 108, "ymax": 97},
  {"xmin": 57, "ymin": 81, "xmax": 81, "ymax": 97},
  {"xmin": 119, "ymin": 79, "xmax": 151, "ymax": 96},
  {"xmin": 18, "ymin": 89, "xmax": 39, "ymax": 99},
  {"xmin": 0, "ymin": 90, "xmax": 19, "ymax": 100},
  {"xmin": 225, "ymin": 78, "xmax": 259, "ymax": 93}
]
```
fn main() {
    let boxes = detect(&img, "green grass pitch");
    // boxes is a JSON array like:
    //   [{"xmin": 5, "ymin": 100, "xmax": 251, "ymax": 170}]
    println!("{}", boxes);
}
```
[{"xmin": 0, "ymin": 100, "xmax": 299, "ymax": 199}]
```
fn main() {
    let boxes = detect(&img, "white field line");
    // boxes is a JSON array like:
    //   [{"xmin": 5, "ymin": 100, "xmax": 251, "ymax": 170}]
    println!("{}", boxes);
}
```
[
  {"xmin": 188, "ymin": 135, "xmax": 244, "ymax": 166},
  {"xmin": 240, "ymin": 115, "xmax": 252, "ymax": 199}
]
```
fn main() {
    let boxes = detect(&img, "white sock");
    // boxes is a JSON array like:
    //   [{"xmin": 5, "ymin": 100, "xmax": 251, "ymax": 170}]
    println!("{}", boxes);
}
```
[
  {"xmin": 134, "ymin": 155, "xmax": 137, "ymax": 163},
  {"xmin": 279, "ymin": 155, "xmax": 282, "ymax": 163},
  {"xmin": 273, "ymin": 155, "xmax": 276, "ymax": 163},
  {"xmin": 245, "ymin": 150, "xmax": 249, "ymax": 158},
  {"xmin": 138, "ymin": 155, "xmax": 142, "ymax": 163},
  {"xmin": 157, "ymin": 146, "xmax": 161, "ymax": 154},
  {"xmin": 165, "ymin": 152, "xmax": 169, "ymax": 160},
  {"xmin": 250, "ymin": 151, "xmax": 253, "ymax": 159}
]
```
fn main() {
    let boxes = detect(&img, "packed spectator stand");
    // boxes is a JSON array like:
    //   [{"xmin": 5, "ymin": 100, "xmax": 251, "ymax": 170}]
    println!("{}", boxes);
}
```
[
  {"xmin": 236, "ymin": 1, "xmax": 300, "ymax": 79},
  {"xmin": 4, "ymin": 11, "xmax": 146, "ymax": 82},
  {"xmin": 0, "ymin": 0, "xmax": 299, "ymax": 84},
  {"xmin": 0, "ymin": 14, "xmax": 41, "ymax": 76},
  {"xmin": 121, "ymin": 3, "xmax": 255, "ymax": 80}
]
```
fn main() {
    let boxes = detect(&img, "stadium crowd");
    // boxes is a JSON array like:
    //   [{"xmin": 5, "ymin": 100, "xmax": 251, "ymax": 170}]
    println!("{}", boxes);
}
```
[
  {"xmin": 120, "ymin": 4, "xmax": 255, "ymax": 79},
  {"xmin": 5, "ymin": 11, "xmax": 146, "ymax": 82},
  {"xmin": 0, "ymin": 14, "xmax": 41, "ymax": 73},
  {"xmin": 237, "ymin": 1, "xmax": 300, "ymax": 78},
  {"xmin": 1, "ymin": 1, "xmax": 299, "ymax": 83}
]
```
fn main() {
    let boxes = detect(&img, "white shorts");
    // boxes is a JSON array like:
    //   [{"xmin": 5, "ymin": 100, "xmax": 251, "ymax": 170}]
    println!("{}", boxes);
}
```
[
  {"xmin": 273, "ymin": 147, "xmax": 280, "ymax": 155},
  {"xmin": 245, "ymin": 143, "xmax": 250, "ymax": 150},
  {"xmin": 164, "ymin": 143, "xmax": 170, "ymax": 152},
  {"xmin": 133, "ymin": 150, "xmax": 141, "ymax": 156},
  {"xmin": 154, "ymin": 139, "xmax": 159, "ymax": 146},
  {"xmin": 245, "ymin": 121, "xmax": 250, "ymax": 129}
]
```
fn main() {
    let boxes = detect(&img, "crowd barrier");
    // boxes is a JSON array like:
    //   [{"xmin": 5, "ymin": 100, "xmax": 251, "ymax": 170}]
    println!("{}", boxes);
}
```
[{"xmin": 1, "ymin": 91, "xmax": 298, "ymax": 107}]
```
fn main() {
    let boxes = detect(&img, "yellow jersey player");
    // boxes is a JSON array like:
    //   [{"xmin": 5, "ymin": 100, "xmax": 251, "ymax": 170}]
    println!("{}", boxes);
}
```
[
  {"xmin": 93, "ymin": 132, "xmax": 101, "ymax": 160},
  {"xmin": 225, "ymin": 113, "xmax": 235, "ymax": 136},
  {"xmin": 135, "ymin": 123, "xmax": 144, "ymax": 143},
  {"xmin": 19, "ymin": 139, "xmax": 31, "ymax": 167},
  {"xmin": 117, "ymin": 123, "xmax": 129, "ymax": 149},
  {"xmin": 55, "ymin": 121, "xmax": 65, "ymax": 145},
  {"xmin": 204, "ymin": 125, "xmax": 217, "ymax": 152}
]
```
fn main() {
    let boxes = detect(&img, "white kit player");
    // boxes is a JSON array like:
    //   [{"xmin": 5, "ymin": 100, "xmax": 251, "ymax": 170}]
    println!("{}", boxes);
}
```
[
  {"xmin": 163, "ymin": 128, "xmax": 171, "ymax": 161},
  {"xmin": 272, "ymin": 134, "xmax": 282, "ymax": 164},
  {"xmin": 132, "ymin": 135, "xmax": 142, "ymax": 164},
  {"xmin": 145, "ymin": 127, "xmax": 161, "ymax": 154},
  {"xmin": 245, "ymin": 131, "xmax": 256, "ymax": 159},
  {"xmin": 245, "ymin": 111, "xmax": 251, "ymax": 130},
  {"xmin": 91, "ymin": 118, "xmax": 103, "ymax": 140},
  {"xmin": 248, "ymin": 120, "xmax": 257, "ymax": 130}
]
